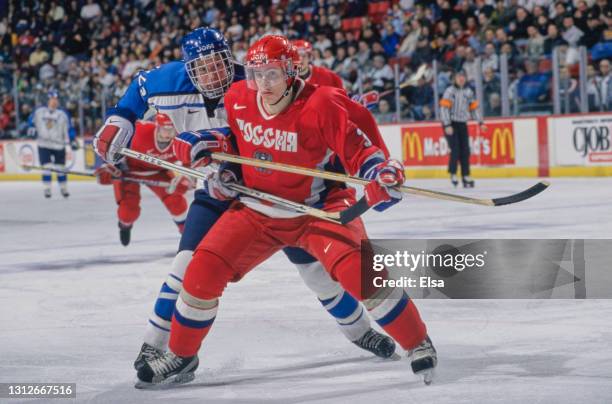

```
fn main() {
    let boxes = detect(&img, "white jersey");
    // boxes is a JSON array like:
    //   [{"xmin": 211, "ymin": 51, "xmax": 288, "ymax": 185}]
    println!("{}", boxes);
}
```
[
  {"xmin": 30, "ymin": 107, "xmax": 73, "ymax": 151},
  {"xmin": 109, "ymin": 61, "xmax": 243, "ymax": 134},
  {"xmin": 106, "ymin": 60, "xmax": 245, "ymax": 188}
]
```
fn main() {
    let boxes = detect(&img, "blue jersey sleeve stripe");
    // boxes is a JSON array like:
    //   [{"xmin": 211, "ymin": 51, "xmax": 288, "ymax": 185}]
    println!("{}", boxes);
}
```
[{"xmin": 156, "ymin": 103, "xmax": 206, "ymax": 110}]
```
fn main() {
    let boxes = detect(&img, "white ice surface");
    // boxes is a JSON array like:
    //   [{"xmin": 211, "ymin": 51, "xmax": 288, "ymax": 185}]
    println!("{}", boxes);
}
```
[{"xmin": 1, "ymin": 178, "xmax": 611, "ymax": 403}]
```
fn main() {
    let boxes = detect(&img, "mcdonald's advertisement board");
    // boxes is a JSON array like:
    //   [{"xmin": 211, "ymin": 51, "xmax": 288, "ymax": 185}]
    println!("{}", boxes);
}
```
[{"xmin": 401, "ymin": 122, "xmax": 516, "ymax": 167}]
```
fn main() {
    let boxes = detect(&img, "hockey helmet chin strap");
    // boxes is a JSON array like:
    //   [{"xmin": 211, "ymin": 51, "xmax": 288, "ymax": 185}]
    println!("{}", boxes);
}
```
[{"xmin": 269, "ymin": 77, "xmax": 298, "ymax": 106}]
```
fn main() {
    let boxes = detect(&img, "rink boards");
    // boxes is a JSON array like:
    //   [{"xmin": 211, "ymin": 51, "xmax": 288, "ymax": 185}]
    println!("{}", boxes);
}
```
[
  {"xmin": 380, "ymin": 112, "xmax": 612, "ymax": 178},
  {"xmin": 2, "ymin": 113, "xmax": 612, "ymax": 180}
]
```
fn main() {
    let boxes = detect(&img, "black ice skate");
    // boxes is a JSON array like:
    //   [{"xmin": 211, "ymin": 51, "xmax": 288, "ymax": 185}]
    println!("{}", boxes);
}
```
[
  {"xmin": 60, "ymin": 189, "xmax": 70, "ymax": 198},
  {"xmin": 44, "ymin": 189, "xmax": 51, "ymax": 198},
  {"xmin": 408, "ymin": 335, "xmax": 437, "ymax": 385},
  {"xmin": 450, "ymin": 174, "xmax": 458, "ymax": 187},
  {"xmin": 353, "ymin": 328, "xmax": 397, "ymax": 359},
  {"xmin": 119, "ymin": 222, "xmax": 132, "ymax": 246},
  {"xmin": 133, "ymin": 342, "xmax": 164, "ymax": 371},
  {"xmin": 462, "ymin": 176, "xmax": 475, "ymax": 188},
  {"xmin": 135, "ymin": 351, "xmax": 199, "ymax": 389}
]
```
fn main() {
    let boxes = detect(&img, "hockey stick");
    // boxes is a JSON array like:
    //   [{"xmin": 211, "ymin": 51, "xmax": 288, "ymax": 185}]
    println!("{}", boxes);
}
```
[
  {"xmin": 379, "ymin": 63, "xmax": 429, "ymax": 98},
  {"xmin": 119, "ymin": 148, "xmax": 370, "ymax": 224},
  {"xmin": 210, "ymin": 153, "xmax": 550, "ymax": 207},
  {"xmin": 20, "ymin": 164, "xmax": 172, "ymax": 188},
  {"xmin": 354, "ymin": 64, "xmax": 429, "ymax": 106}
]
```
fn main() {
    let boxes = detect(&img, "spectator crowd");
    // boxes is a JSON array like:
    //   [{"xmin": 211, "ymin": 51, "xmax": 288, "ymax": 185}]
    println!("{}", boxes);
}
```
[{"xmin": 1, "ymin": 0, "xmax": 611, "ymax": 139}]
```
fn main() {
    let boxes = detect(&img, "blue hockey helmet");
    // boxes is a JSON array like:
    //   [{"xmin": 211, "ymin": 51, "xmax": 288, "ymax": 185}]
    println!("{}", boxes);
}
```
[{"xmin": 181, "ymin": 27, "xmax": 235, "ymax": 99}]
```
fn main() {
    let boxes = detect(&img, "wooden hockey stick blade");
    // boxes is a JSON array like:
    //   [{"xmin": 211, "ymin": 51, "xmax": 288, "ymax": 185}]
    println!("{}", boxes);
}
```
[
  {"xmin": 210, "ymin": 152, "xmax": 550, "ymax": 206},
  {"xmin": 378, "ymin": 64, "xmax": 429, "ymax": 97},
  {"xmin": 120, "ymin": 148, "xmax": 367, "ymax": 224}
]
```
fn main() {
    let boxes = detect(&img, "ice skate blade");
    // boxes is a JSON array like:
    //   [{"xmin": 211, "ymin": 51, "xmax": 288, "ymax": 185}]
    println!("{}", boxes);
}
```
[
  {"xmin": 134, "ymin": 372, "xmax": 195, "ymax": 390},
  {"xmin": 418, "ymin": 368, "xmax": 435, "ymax": 385},
  {"xmin": 388, "ymin": 352, "xmax": 402, "ymax": 361}
]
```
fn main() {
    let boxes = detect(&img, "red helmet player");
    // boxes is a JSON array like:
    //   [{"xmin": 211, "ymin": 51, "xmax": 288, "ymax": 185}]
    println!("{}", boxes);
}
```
[
  {"xmin": 154, "ymin": 113, "xmax": 177, "ymax": 144},
  {"xmin": 245, "ymin": 35, "xmax": 298, "ymax": 106},
  {"xmin": 290, "ymin": 38, "xmax": 344, "ymax": 89},
  {"xmin": 291, "ymin": 39, "xmax": 313, "ymax": 77}
]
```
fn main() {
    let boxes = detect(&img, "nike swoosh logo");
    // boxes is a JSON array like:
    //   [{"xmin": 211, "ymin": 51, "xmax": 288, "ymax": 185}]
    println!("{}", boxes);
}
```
[
  {"xmin": 324, "ymin": 242, "xmax": 332, "ymax": 254},
  {"xmin": 233, "ymin": 103, "xmax": 247, "ymax": 110},
  {"xmin": 187, "ymin": 109, "xmax": 199, "ymax": 114}
]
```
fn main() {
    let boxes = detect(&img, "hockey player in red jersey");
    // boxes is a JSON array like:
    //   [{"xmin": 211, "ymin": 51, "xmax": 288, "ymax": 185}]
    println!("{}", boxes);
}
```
[
  {"xmin": 137, "ymin": 36, "xmax": 437, "ymax": 387},
  {"xmin": 289, "ymin": 41, "xmax": 390, "ymax": 158},
  {"xmin": 95, "ymin": 113, "xmax": 191, "ymax": 246},
  {"xmin": 292, "ymin": 39, "xmax": 344, "ymax": 89}
]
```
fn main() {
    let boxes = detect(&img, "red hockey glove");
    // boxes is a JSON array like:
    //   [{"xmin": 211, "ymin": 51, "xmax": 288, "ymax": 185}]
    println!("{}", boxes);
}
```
[
  {"xmin": 94, "ymin": 163, "xmax": 122, "ymax": 185},
  {"xmin": 173, "ymin": 127, "xmax": 233, "ymax": 168},
  {"xmin": 167, "ymin": 174, "xmax": 195, "ymax": 194},
  {"xmin": 363, "ymin": 159, "xmax": 405, "ymax": 212},
  {"xmin": 93, "ymin": 115, "xmax": 134, "ymax": 163}
]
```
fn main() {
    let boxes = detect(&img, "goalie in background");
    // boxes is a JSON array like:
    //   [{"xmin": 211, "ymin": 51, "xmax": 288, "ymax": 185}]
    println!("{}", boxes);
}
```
[
  {"xmin": 94, "ymin": 113, "xmax": 192, "ymax": 246},
  {"xmin": 27, "ymin": 90, "xmax": 78, "ymax": 198}
]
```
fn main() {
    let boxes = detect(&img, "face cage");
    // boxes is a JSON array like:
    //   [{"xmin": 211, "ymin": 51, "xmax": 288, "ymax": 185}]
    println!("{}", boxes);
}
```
[
  {"xmin": 186, "ymin": 49, "xmax": 235, "ymax": 99},
  {"xmin": 245, "ymin": 59, "xmax": 295, "ymax": 91}
]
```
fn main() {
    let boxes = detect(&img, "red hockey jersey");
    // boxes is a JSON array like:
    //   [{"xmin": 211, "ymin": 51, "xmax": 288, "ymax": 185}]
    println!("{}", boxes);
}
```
[
  {"xmin": 124, "ymin": 121, "xmax": 177, "ymax": 175},
  {"xmin": 224, "ymin": 79, "xmax": 385, "ymax": 212},
  {"xmin": 306, "ymin": 65, "xmax": 389, "ymax": 157},
  {"xmin": 306, "ymin": 65, "xmax": 344, "ymax": 89}
]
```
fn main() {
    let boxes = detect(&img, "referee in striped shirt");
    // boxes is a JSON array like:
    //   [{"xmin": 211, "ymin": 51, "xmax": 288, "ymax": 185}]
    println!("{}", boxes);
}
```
[{"xmin": 439, "ymin": 70, "xmax": 487, "ymax": 188}]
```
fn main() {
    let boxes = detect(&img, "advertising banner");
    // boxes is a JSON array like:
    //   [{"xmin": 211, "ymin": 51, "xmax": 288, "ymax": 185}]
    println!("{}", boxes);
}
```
[
  {"xmin": 0, "ymin": 140, "xmax": 85, "ymax": 174},
  {"xmin": 552, "ymin": 114, "xmax": 612, "ymax": 165},
  {"xmin": 401, "ymin": 121, "xmax": 516, "ymax": 167}
]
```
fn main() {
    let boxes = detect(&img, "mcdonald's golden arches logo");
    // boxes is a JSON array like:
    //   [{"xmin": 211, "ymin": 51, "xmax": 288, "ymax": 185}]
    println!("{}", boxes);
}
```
[
  {"xmin": 403, "ymin": 131, "xmax": 423, "ymax": 161},
  {"xmin": 491, "ymin": 128, "xmax": 515, "ymax": 159}
]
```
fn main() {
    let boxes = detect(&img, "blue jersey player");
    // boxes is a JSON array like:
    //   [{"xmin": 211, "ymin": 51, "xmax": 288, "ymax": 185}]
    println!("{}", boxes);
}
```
[{"xmin": 93, "ymin": 28, "xmax": 396, "ymax": 371}]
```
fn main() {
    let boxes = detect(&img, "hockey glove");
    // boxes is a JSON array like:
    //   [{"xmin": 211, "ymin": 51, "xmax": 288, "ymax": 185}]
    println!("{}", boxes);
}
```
[
  {"xmin": 94, "ymin": 163, "xmax": 122, "ymax": 185},
  {"xmin": 204, "ymin": 163, "xmax": 241, "ymax": 201},
  {"xmin": 167, "ymin": 174, "xmax": 195, "ymax": 194},
  {"xmin": 173, "ymin": 127, "xmax": 233, "ymax": 168},
  {"xmin": 363, "ymin": 159, "xmax": 405, "ymax": 212},
  {"xmin": 93, "ymin": 115, "xmax": 134, "ymax": 163}
]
